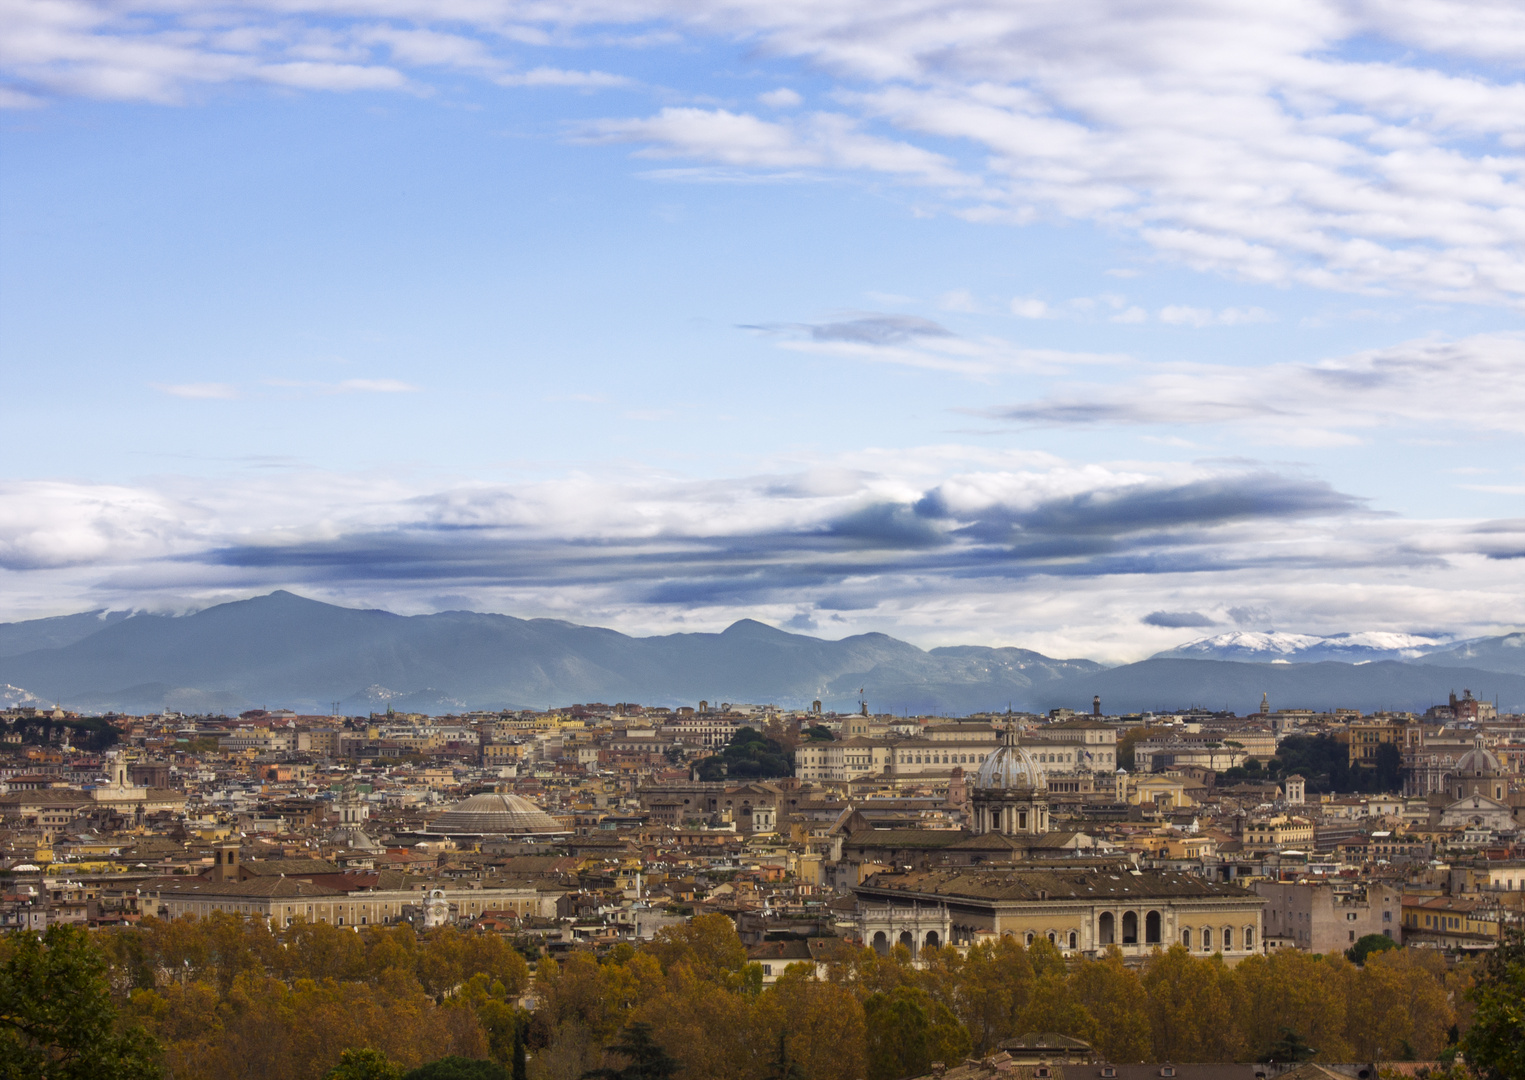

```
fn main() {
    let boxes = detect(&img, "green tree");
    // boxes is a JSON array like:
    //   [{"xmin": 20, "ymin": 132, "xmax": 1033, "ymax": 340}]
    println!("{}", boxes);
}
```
[
  {"xmin": 763, "ymin": 1030, "xmax": 805, "ymax": 1080},
  {"xmin": 863, "ymin": 985, "xmax": 971, "ymax": 1080},
  {"xmin": 402, "ymin": 1057, "xmax": 505, "ymax": 1080},
  {"xmin": 0, "ymin": 924, "xmax": 161, "ymax": 1080},
  {"xmin": 580, "ymin": 1022, "xmax": 680, "ymax": 1080},
  {"xmin": 328, "ymin": 1048, "xmax": 404, "ymax": 1080},
  {"xmin": 1345, "ymin": 934, "xmax": 1399, "ymax": 966},
  {"xmin": 1259, "ymin": 1029, "xmax": 1316, "ymax": 1063},
  {"xmin": 1461, "ymin": 928, "xmax": 1525, "ymax": 1080},
  {"xmin": 512, "ymin": 1018, "xmax": 528, "ymax": 1080}
]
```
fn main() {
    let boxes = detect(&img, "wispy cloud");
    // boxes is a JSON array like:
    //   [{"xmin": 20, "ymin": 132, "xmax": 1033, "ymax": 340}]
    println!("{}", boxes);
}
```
[
  {"xmin": 155, "ymin": 383, "xmax": 240, "ymax": 400},
  {"xmin": 744, "ymin": 312, "xmax": 1127, "ymax": 377},
  {"xmin": 988, "ymin": 332, "xmax": 1525, "ymax": 437},
  {"xmin": 11, "ymin": 3, "xmax": 1525, "ymax": 302}
]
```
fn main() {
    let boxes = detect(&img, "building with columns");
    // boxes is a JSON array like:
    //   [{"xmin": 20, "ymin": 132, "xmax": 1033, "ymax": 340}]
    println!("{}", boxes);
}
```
[{"xmin": 853, "ymin": 862, "xmax": 1265, "ymax": 964}]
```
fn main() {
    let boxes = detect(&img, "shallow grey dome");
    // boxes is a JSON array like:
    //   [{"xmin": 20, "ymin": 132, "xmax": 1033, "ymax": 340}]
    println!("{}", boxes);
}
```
[
  {"xmin": 1457, "ymin": 737, "xmax": 1502, "ymax": 776},
  {"xmin": 428, "ymin": 792, "xmax": 565, "ymax": 835},
  {"xmin": 973, "ymin": 726, "xmax": 1046, "ymax": 791}
]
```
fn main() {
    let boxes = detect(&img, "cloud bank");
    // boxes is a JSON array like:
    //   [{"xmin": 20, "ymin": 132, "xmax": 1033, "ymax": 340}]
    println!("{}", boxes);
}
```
[{"xmin": 9, "ymin": 1, "xmax": 1525, "ymax": 302}]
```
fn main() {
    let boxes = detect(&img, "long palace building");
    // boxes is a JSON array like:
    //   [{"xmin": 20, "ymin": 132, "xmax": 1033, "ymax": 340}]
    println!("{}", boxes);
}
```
[{"xmin": 851, "ymin": 723, "xmax": 1265, "ymax": 963}]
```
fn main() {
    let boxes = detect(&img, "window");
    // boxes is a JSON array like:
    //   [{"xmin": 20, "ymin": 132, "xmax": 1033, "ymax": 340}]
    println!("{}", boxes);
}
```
[{"xmin": 1202, "ymin": 927, "xmax": 1212, "ymax": 951}]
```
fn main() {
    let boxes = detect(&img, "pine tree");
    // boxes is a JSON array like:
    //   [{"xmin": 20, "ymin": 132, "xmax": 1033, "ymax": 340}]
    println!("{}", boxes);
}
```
[{"xmin": 581, "ymin": 1022, "xmax": 681, "ymax": 1080}]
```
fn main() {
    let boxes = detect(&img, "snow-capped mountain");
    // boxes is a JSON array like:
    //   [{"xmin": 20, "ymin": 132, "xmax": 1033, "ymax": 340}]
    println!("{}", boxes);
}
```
[{"xmin": 1152, "ymin": 631, "xmax": 1462, "ymax": 664}]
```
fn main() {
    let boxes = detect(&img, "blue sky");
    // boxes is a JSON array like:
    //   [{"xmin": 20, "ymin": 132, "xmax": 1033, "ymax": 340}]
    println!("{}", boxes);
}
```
[{"xmin": 4, "ymin": 0, "xmax": 1525, "ymax": 660}]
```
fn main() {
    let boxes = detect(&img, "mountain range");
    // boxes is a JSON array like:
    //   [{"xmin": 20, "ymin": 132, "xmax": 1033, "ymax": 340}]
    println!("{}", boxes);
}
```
[{"xmin": 1, "ymin": 592, "xmax": 1523, "ymax": 716}]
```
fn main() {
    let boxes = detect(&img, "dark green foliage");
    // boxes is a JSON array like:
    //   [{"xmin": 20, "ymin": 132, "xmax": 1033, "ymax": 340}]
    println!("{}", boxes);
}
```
[
  {"xmin": 581, "ymin": 1022, "xmax": 681, "ymax": 1080},
  {"xmin": 327, "ymin": 1048, "xmax": 403, "ymax": 1080},
  {"xmin": 1259, "ymin": 1029, "xmax": 1316, "ymax": 1063},
  {"xmin": 401, "ymin": 1056, "xmax": 505, "ymax": 1080},
  {"xmin": 862, "ymin": 986, "xmax": 971, "ymax": 1080},
  {"xmin": 1462, "ymin": 928, "xmax": 1525, "ymax": 1080},
  {"xmin": 695, "ymin": 727, "xmax": 792, "ymax": 781},
  {"xmin": 0, "ymin": 924, "xmax": 160, "ymax": 1080},
  {"xmin": 1219, "ymin": 734, "xmax": 1402, "ymax": 793},
  {"xmin": 764, "ymin": 1030, "xmax": 805, "ymax": 1080},
  {"xmin": 802, "ymin": 725, "xmax": 834, "ymax": 743},
  {"xmin": 1345, "ymin": 934, "xmax": 1399, "ymax": 965},
  {"xmin": 511, "ymin": 1019, "xmax": 528, "ymax": 1080}
]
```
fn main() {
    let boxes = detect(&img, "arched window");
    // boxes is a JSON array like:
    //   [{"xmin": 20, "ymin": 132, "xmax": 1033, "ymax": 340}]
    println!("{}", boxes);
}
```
[
  {"xmin": 1244, "ymin": 927, "xmax": 1255, "ymax": 950},
  {"xmin": 1223, "ymin": 926, "xmax": 1234, "ymax": 950},
  {"xmin": 899, "ymin": 930, "xmax": 914, "ymax": 953},
  {"xmin": 1181, "ymin": 927, "xmax": 1191, "ymax": 948},
  {"xmin": 1145, "ymin": 910, "xmax": 1161, "ymax": 944},
  {"xmin": 1201, "ymin": 927, "xmax": 1213, "ymax": 951},
  {"xmin": 1068, "ymin": 931, "xmax": 1078, "ymax": 949},
  {"xmin": 1099, "ymin": 911, "xmax": 1115, "ymax": 946},
  {"xmin": 872, "ymin": 931, "xmax": 888, "ymax": 956},
  {"xmin": 1122, "ymin": 910, "xmax": 1138, "ymax": 944},
  {"xmin": 1026, "ymin": 932, "xmax": 1035, "ymax": 945},
  {"xmin": 1048, "ymin": 931, "xmax": 1056, "ymax": 944},
  {"xmin": 925, "ymin": 930, "xmax": 940, "ymax": 950}
]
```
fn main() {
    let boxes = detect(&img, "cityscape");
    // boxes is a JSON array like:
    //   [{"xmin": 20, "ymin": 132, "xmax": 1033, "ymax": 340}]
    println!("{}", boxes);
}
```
[{"xmin": 5, "ymin": 0, "xmax": 1525, "ymax": 1078}]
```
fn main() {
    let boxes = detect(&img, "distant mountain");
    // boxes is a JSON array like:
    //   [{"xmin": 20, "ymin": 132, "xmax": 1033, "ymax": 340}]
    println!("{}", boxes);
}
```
[
  {"xmin": 3, "ymin": 592, "xmax": 1521, "ymax": 715},
  {"xmin": 1152, "ymin": 631, "xmax": 1459, "ymax": 664},
  {"xmin": 0, "ymin": 591, "xmax": 1100, "ymax": 714},
  {"xmin": 1044, "ymin": 658, "xmax": 1525, "ymax": 716},
  {"xmin": 1411, "ymin": 633, "xmax": 1525, "ymax": 676},
  {"xmin": 0, "ymin": 609, "xmax": 133, "ymax": 658}
]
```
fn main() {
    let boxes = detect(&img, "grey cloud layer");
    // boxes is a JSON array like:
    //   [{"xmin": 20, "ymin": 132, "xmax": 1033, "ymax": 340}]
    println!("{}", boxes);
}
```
[
  {"xmin": 989, "ymin": 332, "xmax": 1525, "ymax": 436},
  {"xmin": 9, "ymin": 2, "xmax": 1525, "ymax": 302}
]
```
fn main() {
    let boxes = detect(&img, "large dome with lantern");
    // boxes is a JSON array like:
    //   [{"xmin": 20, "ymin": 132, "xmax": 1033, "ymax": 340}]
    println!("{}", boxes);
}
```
[{"xmin": 973, "ymin": 726, "xmax": 1047, "ymax": 791}]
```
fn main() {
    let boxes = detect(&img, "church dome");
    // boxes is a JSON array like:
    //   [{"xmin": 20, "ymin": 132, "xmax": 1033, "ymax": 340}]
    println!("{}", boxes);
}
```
[
  {"xmin": 427, "ymin": 792, "xmax": 565, "ymax": 836},
  {"xmin": 973, "ymin": 725, "xmax": 1046, "ymax": 791},
  {"xmin": 1457, "ymin": 736, "xmax": 1502, "ymax": 776}
]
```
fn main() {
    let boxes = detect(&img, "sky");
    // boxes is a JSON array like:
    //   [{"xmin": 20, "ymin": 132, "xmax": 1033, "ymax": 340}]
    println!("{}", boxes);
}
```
[{"xmin": 4, "ymin": 0, "xmax": 1525, "ymax": 662}]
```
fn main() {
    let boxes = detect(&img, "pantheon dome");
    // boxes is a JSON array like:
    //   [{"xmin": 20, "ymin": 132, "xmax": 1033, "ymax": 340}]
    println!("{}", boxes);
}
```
[{"xmin": 427, "ymin": 792, "xmax": 566, "ymax": 837}]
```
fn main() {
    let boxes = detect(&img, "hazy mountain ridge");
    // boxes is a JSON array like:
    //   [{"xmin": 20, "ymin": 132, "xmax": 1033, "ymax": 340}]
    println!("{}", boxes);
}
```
[
  {"xmin": 2, "ymin": 593, "xmax": 1523, "ymax": 715},
  {"xmin": 0, "ymin": 592, "xmax": 1097, "ymax": 714}
]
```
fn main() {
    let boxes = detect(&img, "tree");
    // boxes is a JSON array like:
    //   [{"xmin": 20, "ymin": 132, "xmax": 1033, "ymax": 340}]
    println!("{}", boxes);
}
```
[
  {"xmin": 763, "ymin": 1030, "xmax": 805, "ymax": 1080},
  {"xmin": 1461, "ymin": 928, "xmax": 1525, "ymax": 1080},
  {"xmin": 580, "ymin": 1022, "xmax": 680, "ymax": 1080},
  {"xmin": 1346, "ymin": 934, "xmax": 1399, "ymax": 966},
  {"xmin": 512, "ymin": 1017, "xmax": 528, "ymax": 1080},
  {"xmin": 0, "ymin": 924, "xmax": 161, "ymax": 1080},
  {"xmin": 1259, "ymin": 1029, "xmax": 1316, "ymax": 1063},
  {"xmin": 863, "ymin": 985, "xmax": 971, "ymax": 1080},
  {"xmin": 402, "ymin": 1057, "xmax": 506, "ymax": 1080},
  {"xmin": 696, "ymin": 727, "xmax": 792, "ymax": 781},
  {"xmin": 328, "ymin": 1048, "xmax": 404, "ymax": 1080}
]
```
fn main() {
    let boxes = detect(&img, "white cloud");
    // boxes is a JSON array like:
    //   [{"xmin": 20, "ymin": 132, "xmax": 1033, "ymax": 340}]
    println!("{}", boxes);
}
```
[
  {"xmin": 11, "ymin": 2, "xmax": 1525, "ymax": 301},
  {"xmin": 3, "ymin": 452, "xmax": 1525, "ymax": 661},
  {"xmin": 758, "ymin": 87, "xmax": 801, "ymax": 107},
  {"xmin": 1158, "ymin": 305, "xmax": 1274, "ymax": 327},
  {"xmin": 1010, "ymin": 297, "xmax": 1050, "ymax": 319},
  {"xmin": 155, "ymin": 382, "xmax": 240, "ymax": 399},
  {"xmin": 993, "ymin": 331, "xmax": 1525, "ymax": 436},
  {"xmin": 333, "ymin": 378, "xmax": 419, "ymax": 393}
]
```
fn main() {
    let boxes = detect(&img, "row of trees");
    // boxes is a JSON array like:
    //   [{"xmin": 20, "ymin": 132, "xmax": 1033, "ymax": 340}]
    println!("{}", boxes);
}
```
[{"xmin": 3, "ymin": 914, "xmax": 1522, "ymax": 1080}]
